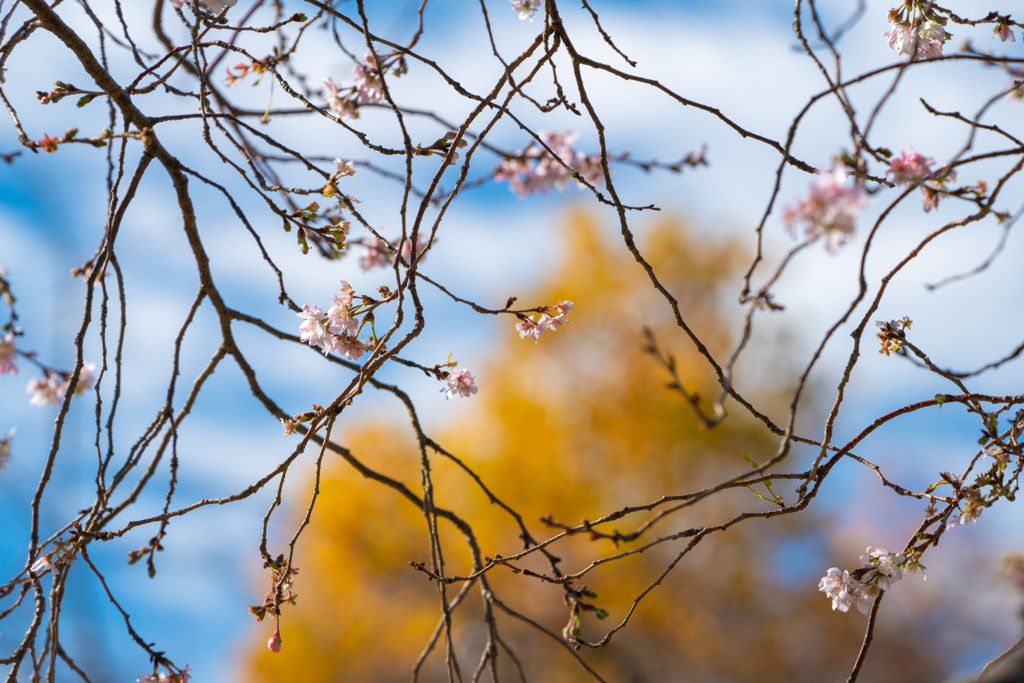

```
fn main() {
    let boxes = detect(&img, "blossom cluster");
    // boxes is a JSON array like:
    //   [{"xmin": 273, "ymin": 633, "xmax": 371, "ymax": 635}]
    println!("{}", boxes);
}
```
[
  {"xmin": 297, "ymin": 282, "xmax": 371, "ymax": 361},
  {"xmin": 494, "ymin": 131, "xmax": 604, "ymax": 198},
  {"xmin": 882, "ymin": 6, "xmax": 951, "ymax": 59},
  {"xmin": 819, "ymin": 547, "xmax": 925, "ymax": 614},
  {"xmin": 355, "ymin": 231, "xmax": 429, "ymax": 272},
  {"xmin": 885, "ymin": 148, "xmax": 958, "ymax": 212},
  {"xmin": 323, "ymin": 51, "xmax": 404, "ymax": 121},
  {"xmin": 516, "ymin": 300, "xmax": 573, "ymax": 342},
  {"xmin": 782, "ymin": 167, "xmax": 866, "ymax": 253},
  {"xmin": 26, "ymin": 362, "xmax": 96, "ymax": 407},
  {"xmin": 443, "ymin": 368, "xmax": 478, "ymax": 399}
]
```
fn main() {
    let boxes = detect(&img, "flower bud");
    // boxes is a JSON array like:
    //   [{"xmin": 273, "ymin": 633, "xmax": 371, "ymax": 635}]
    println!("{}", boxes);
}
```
[{"xmin": 268, "ymin": 628, "xmax": 282, "ymax": 653}]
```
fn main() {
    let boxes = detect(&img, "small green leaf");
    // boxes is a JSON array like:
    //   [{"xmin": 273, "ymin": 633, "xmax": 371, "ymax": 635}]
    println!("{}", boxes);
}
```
[
  {"xmin": 935, "ymin": 394, "xmax": 947, "ymax": 407},
  {"xmin": 741, "ymin": 453, "xmax": 753, "ymax": 465}
]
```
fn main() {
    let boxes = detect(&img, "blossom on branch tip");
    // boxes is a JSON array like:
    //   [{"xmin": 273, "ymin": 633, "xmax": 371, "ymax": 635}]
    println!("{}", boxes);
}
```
[
  {"xmin": 818, "ymin": 568, "xmax": 871, "ymax": 613},
  {"xmin": 334, "ymin": 158, "xmax": 356, "ymax": 177},
  {"xmin": 782, "ymin": 166, "xmax": 865, "ymax": 253},
  {"xmin": 995, "ymin": 22, "xmax": 1016, "ymax": 42},
  {"xmin": 883, "ymin": 12, "xmax": 950, "ymax": 59},
  {"xmin": 886, "ymin": 148, "xmax": 934, "ymax": 185},
  {"xmin": 444, "ymin": 368, "xmax": 478, "ymax": 399},
  {"xmin": 168, "ymin": 0, "xmax": 237, "ymax": 11},
  {"xmin": 516, "ymin": 317, "xmax": 543, "ymax": 342}
]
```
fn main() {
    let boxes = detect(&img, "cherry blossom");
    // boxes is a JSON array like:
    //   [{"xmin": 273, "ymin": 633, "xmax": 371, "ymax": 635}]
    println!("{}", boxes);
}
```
[
  {"xmin": 495, "ymin": 131, "xmax": 605, "ymax": 198},
  {"xmin": 27, "ymin": 375, "xmax": 64, "ymax": 407},
  {"xmin": 334, "ymin": 158, "xmax": 356, "ymax": 177},
  {"xmin": 886, "ymin": 148, "xmax": 934, "ymax": 185},
  {"xmin": 353, "ymin": 52, "xmax": 385, "ymax": 105},
  {"xmin": 860, "ymin": 547, "xmax": 903, "ymax": 590},
  {"xmin": 332, "ymin": 335, "xmax": 367, "ymax": 361},
  {"xmin": 883, "ymin": 19, "xmax": 948, "ymax": 58},
  {"xmin": 511, "ymin": 0, "xmax": 541, "ymax": 21},
  {"xmin": 782, "ymin": 166, "xmax": 866, "ymax": 253},
  {"xmin": 444, "ymin": 368, "xmax": 478, "ymax": 399},
  {"xmin": 327, "ymin": 293, "xmax": 358, "ymax": 337},
  {"xmin": 359, "ymin": 235, "xmax": 390, "ymax": 271},
  {"xmin": 516, "ymin": 317, "xmax": 544, "ymax": 342},
  {"xmin": 297, "ymin": 305, "xmax": 334, "ymax": 351},
  {"xmin": 818, "ymin": 568, "xmax": 870, "ymax": 613},
  {"xmin": 322, "ymin": 78, "xmax": 357, "ymax": 120},
  {"xmin": 995, "ymin": 22, "xmax": 1016, "ymax": 42},
  {"xmin": 0, "ymin": 331, "xmax": 16, "ymax": 375},
  {"xmin": 30, "ymin": 553, "xmax": 54, "ymax": 574},
  {"xmin": 517, "ymin": 300, "xmax": 573, "ymax": 341},
  {"xmin": 947, "ymin": 488, "xmax": 984, "ymax": 529}
]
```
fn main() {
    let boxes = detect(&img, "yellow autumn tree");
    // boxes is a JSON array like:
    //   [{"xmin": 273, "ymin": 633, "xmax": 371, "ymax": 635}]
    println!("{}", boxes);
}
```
[{"xmin": 240, "ymin": 211, "xmax": 945, "ymax": 682}]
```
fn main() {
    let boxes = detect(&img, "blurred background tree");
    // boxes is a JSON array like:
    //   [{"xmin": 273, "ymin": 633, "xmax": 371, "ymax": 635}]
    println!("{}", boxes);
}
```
[{"xmin": 242, "ymin": 211, "xmax": 948, "ymax": 682}]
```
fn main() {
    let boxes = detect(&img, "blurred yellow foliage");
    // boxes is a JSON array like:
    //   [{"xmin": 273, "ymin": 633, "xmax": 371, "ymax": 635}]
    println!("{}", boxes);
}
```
[{"xmin": 240, "ymin": 212, "xmax": 943, "ymax": 682}]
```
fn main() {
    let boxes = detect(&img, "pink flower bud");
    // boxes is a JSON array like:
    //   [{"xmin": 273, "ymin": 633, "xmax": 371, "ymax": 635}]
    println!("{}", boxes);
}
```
[{"xmin": 267, "ymin": 629, "xmax": 282, "ymax": 653}]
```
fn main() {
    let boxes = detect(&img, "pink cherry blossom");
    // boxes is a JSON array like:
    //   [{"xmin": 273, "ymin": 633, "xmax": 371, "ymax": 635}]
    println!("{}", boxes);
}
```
[
  {"xmin": 322, "ymin": 78, "xmax": 357, "ymax": 120},
  {"xmin": 995, "ymin": 22, "xmax": 1016, "ymax": 42},
  {"xmin": 516, "ymin": 317, "xmax": 543, "ymax": 342},
  {"xmin": 30, "ymin": 553, "xmax": 54, "ymax": 573},
  {"xmin": 327, "ymin": 294, "xmax": 358, "ymax": 337},
  {"xmin": 27, "ymin": 375, "xmax": 63, "ymax": 407},
  {"xmin": 0, "ymin": 331, "xmax": 16, "ymax": 375},
  {"xmin": 444, "ymin": 368, "xmax": 478, "ymax": 399},
  {"xmin": 886, "ymin": 148, "xmax": 934, "ymax": 185},
  {"xmin": 859, "ymin": 547, "xmax": 903, "ymax": 590},
  {"xmin": 297, "ymin": 305, "xmax": 333, "ymax": 350},
  {"xmin": 332, "ymin": 335, "xmax": 367, "ymax": 361},
  {"xmin": 334, "ymin": 158, "xmax": 356, "ymax": 177},
  {"xmin": 495, "ymin": 130, "xmax": 605, "ymax": 198},
  {"xmin": 353, "ymin": 52, "xmax": 384, "ymax": 105},
  {"xmin": 818, "ymin": 568, "xmax": 860, "ymax": 613},
  {"xmin": 359, "ymin": 236, "xmax": 390, "ymax": 271},
  {"xmin": 883, "ymin": 18, "xmax": 948, "ymax": 59},
  {"xmin": 782, "ymin": 166, "xmax": 866, "ymax": 253}
]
